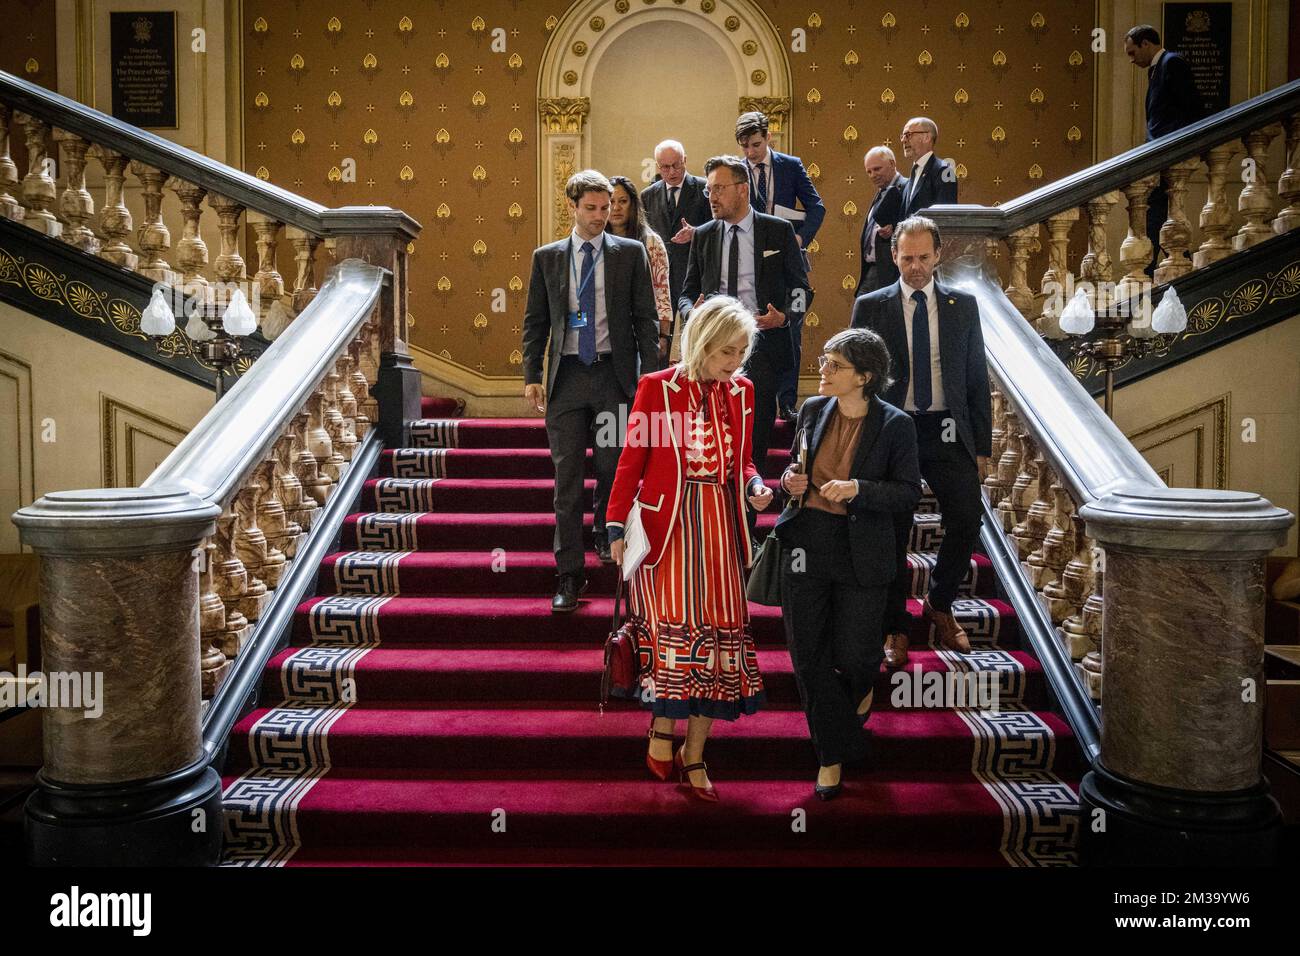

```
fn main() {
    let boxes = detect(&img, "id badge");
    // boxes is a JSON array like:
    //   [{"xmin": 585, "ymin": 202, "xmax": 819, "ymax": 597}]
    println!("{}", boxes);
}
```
[{"xmin": 567, "ymin": 310, "xmax": 588, "ymax": 329}]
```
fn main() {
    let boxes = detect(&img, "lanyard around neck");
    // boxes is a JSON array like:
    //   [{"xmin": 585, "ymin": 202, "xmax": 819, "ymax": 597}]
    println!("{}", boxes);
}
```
[{"xmin": 570, "ymin": 238, "xmax": 601, "ymax": 301}]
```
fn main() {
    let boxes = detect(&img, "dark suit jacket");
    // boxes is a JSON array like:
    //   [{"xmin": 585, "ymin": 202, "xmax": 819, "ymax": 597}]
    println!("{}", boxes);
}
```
[
  {"xmin": 641, "ymin": 174, "xmax": 712, "ymax": 313},
  {"xmin": 857, "ymin": 172, "xmax": 905, "ymax": 295},
  {"xmin": 901, "ymin": 154, "xmax": 958, "ymax": 217},
  {"xmin": 1146, "ymin": 50, "xmax": 1203, "ymax": 140},
  {"xmin": 521, "ymin": 232, "xmax": 659, "ymax": 399},
  {"xmin": 750, "ymin": 150, "xmax": 826, "ymax": 247},
  {"xmin": 677, "ymin": 212, "xmax": 812, "ymax": 370},
  {"xmin": 774, "ymin": 394, "xmax": 921, "ymax": 587},
  {"xmin": 850, "ymin": 280, "xmax": 992, "ymax": 462}
]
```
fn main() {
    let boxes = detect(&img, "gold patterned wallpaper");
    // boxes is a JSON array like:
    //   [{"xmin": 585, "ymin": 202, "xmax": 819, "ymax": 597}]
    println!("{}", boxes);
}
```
[
  {"xmin": 0, "ymin": 0, "xmax": 58, "ymax": 91},
  {"xmin": 231, "ymin": 3, "xmax": 1098, "ymax": 379}
]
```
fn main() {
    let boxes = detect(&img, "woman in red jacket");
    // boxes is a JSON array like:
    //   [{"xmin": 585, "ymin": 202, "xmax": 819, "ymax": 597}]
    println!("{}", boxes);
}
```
[{"xmin": 606, "ymin": 295, "xmax": 775, "ymax": 802}]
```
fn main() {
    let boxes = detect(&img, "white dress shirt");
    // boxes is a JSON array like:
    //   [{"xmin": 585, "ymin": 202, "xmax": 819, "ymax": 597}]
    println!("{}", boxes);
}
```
[
  {"xmin": 899, "ymin": 276, "xmax": 948, "ymax": 411},
  {"xmin": 909, "ymin": 150, "xmax": 935, "ymax": 189},
  {"xmin": 561, "ymin": 230, "xmax": 610, "ymax": 356},
  {"xmin": 720, "ymin": 209, "xmax": 758, "ymax": 314}
]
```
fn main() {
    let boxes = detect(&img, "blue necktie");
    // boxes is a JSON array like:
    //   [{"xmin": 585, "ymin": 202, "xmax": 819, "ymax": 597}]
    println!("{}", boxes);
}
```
[
  {"xmin": 578, "ymin": 240, "xmax": 597, "ymax": 365},
  {"xmin": 911, "ymin": 289, "xmax": 932, "ymax": 412},
  {"xmin": 752, "ymin": 162, "xmax": 768, "ymax": 213}
]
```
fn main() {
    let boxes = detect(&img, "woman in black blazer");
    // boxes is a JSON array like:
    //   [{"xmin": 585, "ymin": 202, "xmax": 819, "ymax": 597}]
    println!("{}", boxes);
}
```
[{"xmin": 775, "ymin": 328, "xmax": 922, "ymax": 800}]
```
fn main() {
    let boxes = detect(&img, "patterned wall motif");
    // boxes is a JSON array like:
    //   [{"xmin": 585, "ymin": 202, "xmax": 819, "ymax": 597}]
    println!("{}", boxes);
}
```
[
  {"xmin": 252, "ymin": 2, "xmax": 1094, "ymax": 380},
  {"xmin": 0, "ymin": 0, "xmax": 58, "ymax": 91}
]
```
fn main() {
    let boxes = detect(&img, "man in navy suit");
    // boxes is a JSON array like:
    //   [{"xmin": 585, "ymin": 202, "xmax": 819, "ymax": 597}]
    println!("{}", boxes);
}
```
[
  {"xmin": 679, "ymin": 154, "xmax": 812, "ymax": 486},
  {"xmin": 735, "ymin": 111, "xmax": 825, "ymax": 422},
  {"xmin": 857, "ymin": 146, "xmax": 906, "ymax": 296},
  {"xmin": 851, "ymin": 216, "xmax": 991, "ymax": 664},
  {"xmin": 641, "ymin": 140, "xmax": 713, "ymax": 357},
  {"xmin": 1125, "ymin": 24, "xmax": 1205, "ymax": 275},
  {"xmin": 899, "ymin": 117, "xmax": 958, "ymax": 218}
]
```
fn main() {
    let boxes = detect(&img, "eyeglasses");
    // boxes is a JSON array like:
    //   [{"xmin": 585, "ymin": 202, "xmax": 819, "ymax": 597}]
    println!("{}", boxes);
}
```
[
  {"xmin": 702, "ymin": 181, "xmax": 745, "ymax": 198},
  {"xmin": 900, "ymin": 130, "xmax": 930, "ymax": 139},
  {"xmin": 818, "ymin": 355, "xmax": 851, "ymax": 374},
  {"xmin": 656, "ymin": 161, "xmax": 685, "ymax": 171}
]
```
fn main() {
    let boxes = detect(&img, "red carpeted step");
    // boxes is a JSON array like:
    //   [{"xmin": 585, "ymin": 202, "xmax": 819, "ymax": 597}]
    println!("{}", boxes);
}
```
[
  {"xmin": 256, "ymin": 646, "xmax": 1049, "ymax": 712},
  {"xmin": 419, "ymin": 397, "xmax": 463, "ymax": 418},
  {"xmin": 316, "ymin": 549, "xmax": 995, "ymax": 599},
  {"xmin": 380, "ymin": 446, "xmax": 793, "ymax": 480},
  {"xmin": 291, "ymin": 595, "xmax": 1020, "ymax": 649},
  {"xmin": 220, "ymin": 771, "xmax": 1012, "ymax": 858},
  {"xmin": 412, "ymin": 416, "xmax": 797, "ymax": 450}
]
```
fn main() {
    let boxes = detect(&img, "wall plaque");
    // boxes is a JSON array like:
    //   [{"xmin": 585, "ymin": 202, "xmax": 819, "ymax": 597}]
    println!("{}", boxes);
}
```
[
  {"xmin": 110, "ymin": 11, "xmax": 178, "ymax": 129},
  {"xmin": 1163, "ymin": 3, "xmax": 1232, "ymax": 118}
]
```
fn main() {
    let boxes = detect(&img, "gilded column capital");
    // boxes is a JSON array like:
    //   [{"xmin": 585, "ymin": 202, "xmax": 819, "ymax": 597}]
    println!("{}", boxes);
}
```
[
  {"xmin": 738, "ymin": 96, "xmax": 790, "ymax": 132},
  {"xmin": 539, "ymin": 97, "xmax": 590, "ymax": 134}
]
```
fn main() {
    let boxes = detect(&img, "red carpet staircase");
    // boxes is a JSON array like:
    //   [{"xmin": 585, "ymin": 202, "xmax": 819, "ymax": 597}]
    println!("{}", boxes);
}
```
[{"xmin": 221, "ymin": 397, "xmax": 1082, "ymax": 866}]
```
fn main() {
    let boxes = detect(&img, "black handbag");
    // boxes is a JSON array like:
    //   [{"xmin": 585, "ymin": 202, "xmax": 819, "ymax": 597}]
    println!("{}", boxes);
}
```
[{"xmin": 746, "ymin": 531, "xmax": 784, "ymax": 606}]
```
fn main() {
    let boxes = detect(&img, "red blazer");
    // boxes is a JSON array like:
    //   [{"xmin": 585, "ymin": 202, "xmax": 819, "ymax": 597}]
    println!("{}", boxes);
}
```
[{"xmin": 606, "ymin": 366, "xmax": 761, "ymax": 569}]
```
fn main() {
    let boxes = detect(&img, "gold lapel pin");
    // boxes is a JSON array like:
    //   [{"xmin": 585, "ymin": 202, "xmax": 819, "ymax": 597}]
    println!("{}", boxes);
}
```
[{"xmin": 948, "ymin": 298, "xmax": 955, "ymax": 304}]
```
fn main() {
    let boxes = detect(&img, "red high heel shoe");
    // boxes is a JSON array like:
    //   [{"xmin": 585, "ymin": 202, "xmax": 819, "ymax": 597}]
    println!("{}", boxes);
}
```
[
  {"xmin": 646, "ymin": 727, "xmax": 676, "ymax": 781},
  {"xmin": 676, "ymin": 747, "xmax": 719, "ymax": 803}
]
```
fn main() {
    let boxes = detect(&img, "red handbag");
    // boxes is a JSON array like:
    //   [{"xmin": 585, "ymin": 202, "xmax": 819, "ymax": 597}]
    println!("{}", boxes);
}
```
[{"xmin": 600, "ymin": 575, "xmax": 644, "ymax": 712}]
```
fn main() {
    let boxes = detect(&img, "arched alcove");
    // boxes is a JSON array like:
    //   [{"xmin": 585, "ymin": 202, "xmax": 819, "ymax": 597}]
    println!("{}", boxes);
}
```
[{"xmin": 537, "ymin": 0, "xmax": 792, "ymax": 242}]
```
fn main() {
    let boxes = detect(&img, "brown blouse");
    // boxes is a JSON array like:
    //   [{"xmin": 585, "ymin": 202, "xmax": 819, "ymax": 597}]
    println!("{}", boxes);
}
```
[{"xmin": 804, "ymin": 406, "xmax": 866, "ymax": 515}]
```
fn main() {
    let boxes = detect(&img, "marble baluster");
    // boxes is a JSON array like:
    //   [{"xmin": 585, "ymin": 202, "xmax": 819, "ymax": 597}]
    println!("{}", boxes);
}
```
[
  {"xmin": 1153, "ymin": 159, "xmax": 1200, "ymax": 284},
  {"xmin": 88, "ymin": 145, "xmax": 137, "ymax": 269},
  {"xmin": 335, "ymin": 353, "xmax": 360, "ymax": 446},
  {"xmin": 273, "ymin": 429, "xmax": 315, "ymax": 537},
  {"xmin": 196, "ymin": 537, "xmax": 238, "ymax": 696},
  {"xmin": 13, "ymin": 111, "xmax": 61, "ymax": 236},
  {"xmin": 287, "ymin": 225, "xmax": 322, "ymax": 312},
  {"xmin": 1057, "ymin": 523, "xmax": 1096, "ymax": 661},
  {"xmin": 208, "ymin": 193, "xmax": 247, "ymax": 293},
  {"xmin": 1079, "ymin": 546, "xmax": 1105, "ymax": 700},
  {"xmin": 247, "ymin": 210, "xmax": 285, "ymax": 316},
  {"xmin": 1194, "ymin": 140, "xmax": 1243, "ymax": 267},
  {"xmin": 53, "ymin": 130, "xmax": 98, "ymax": 252},
  {"xmin": 212, "ymin": 505, "xmax": 256, "ymax": 651},
  {"xmin": 1115, "ymin": 175, "xmax": 1160, "ymax": 303},
  {"xmin": 1031, "ymin": 482, "xmax": 1076, "ymax": 614},
  {"xmin": 0, "ymin": 104, "xmax": 24, "ymax": 221},
  {"xmin": 305, "ymin": 394, "xmax": 341, "ymax": 492},
  {"xmin": 1038, "ymin": 209, "xmax": 1079, "ymax": 338},
  {"xmin": 1233, "ymin": 123, "xmax": 1282, "ymax": 250},
  {"xmin": 293, "ymin": 410, "xmax": 332, "ymax": 508},
  {"xmin": 1274, "ymin": 114, "xmax": 1300, "ymax": 236},
  {"xmin": 320, "ymin": 370, "xmax": 354, "ymax": 467},
  {"xmin": 348, "ymin": 338, "xmax": 373, "ymax": 440},
  {"xmin": 1081, "ymin": 191, "xmax": 1121, "ymax": 312},
  {"xmin": 1013, "ymin": 447, "xmax": 1053, "ymax": 562},
  {"xmin": 1001, "ymin": 429, "xmax": 1037, "ymax": 535},
  {"xmin": 236, "ymin": 465, "xmax": 286, "ymax": 589},
  {"xmin": 1003, "ymin": 225, "xmax": 1041, "ymax": 320},
  {"xmin": 130, "ymin": 162, "xmax": 176, "ymax": 284},
  {"xmin": 169, "ymin": 178, "xmax": 210, "ymax": 300},
  {"xmin": 991, "ymin": 408, "xmax": 1022, "ymax": 522}
]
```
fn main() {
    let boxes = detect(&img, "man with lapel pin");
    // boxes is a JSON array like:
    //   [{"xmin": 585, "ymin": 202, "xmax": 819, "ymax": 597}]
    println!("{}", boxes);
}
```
[
  {"xmin": 851, "ymin": 216, "xmax": 991, "ymax": 662},
  {"xmin": 679, "ymin": 154, "xmax": 812, "ymax": 492},
  {"xmin": 856, "ymin": 146, "xmax": 906, "ymax": 297},
  {"xmin": 641, "ymin": 140, "xmax": 712, "ymax": 357},
  {"xmin": 735, "ymin": 111, "xmax": 825, "ymax": 422},
  {"xmin": 898, "ymin": 117, "xmax": 958, "ymax": 218},
  {"xmin": 522, "ymin": 170, "xmax": 659, "ymax": 613}
]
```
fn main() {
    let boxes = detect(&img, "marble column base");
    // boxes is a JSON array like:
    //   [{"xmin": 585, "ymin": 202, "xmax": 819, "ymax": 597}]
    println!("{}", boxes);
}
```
[{"xmin": 1079, "ymin": 762, "xmax": 1280, "ymax": 866}]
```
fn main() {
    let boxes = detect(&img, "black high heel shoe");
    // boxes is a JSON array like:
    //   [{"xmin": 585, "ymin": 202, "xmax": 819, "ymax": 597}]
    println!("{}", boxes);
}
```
[{"xmin": 815, "ymin": 765, "xmax": 843, "ymax": 801}]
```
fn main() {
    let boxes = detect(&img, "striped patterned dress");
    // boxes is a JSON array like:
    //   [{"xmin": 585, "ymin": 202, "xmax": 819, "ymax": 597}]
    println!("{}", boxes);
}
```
[{"xmin": 628, "ymin": 379, "xmax": 766, "ymax": 720}]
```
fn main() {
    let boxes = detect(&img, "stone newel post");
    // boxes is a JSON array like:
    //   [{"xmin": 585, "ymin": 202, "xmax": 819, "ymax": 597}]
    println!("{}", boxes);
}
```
[
  {"xmin": 1077, "ymin": 486, "xmax": 1294, "ymax": 866},
  {"xmin": 13, "ymin": 486, "xmax": 225, "ymax": 866}
]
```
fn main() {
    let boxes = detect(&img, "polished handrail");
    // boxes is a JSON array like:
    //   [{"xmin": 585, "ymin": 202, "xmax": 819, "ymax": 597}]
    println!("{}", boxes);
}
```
[
  {"xmin": 142, "ymin": 258, "xmax": 385, "ymax": 507},
  {"xmin": 0, "ymin": 70, "xmax": 419, "ymax": 242},
  {"xmin": 945, "ymin": 265, "xmax": 1163, "ymax": 508},
  {"xmin": 924, "ymin": 78, "xmax": 1300, "ymax": 236}
]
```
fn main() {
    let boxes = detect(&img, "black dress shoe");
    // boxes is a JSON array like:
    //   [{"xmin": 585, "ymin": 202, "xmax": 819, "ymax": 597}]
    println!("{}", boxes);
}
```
[
  {"xmin": 778, "ymin": 402, "xmax": 798, "ymax": 422},
  {"xmin": 594, "ymin": 535, "xmax": 613, "ymax": 564},
  {"xmin": 551, "ymin": 573, "xmax": 588, "ymax": 613}
]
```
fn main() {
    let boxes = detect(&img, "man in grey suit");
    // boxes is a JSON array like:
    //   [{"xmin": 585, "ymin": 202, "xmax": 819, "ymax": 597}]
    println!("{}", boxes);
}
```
[
  {"xmin": 641, "ymin": 140, "xmax": 712, "ymax": 356},
  {"xmin": 851, "ymin": 216, "xmax": 991, "ymax": 664},
  {"xmin": 522, "ymin": 170, "xmax": 659, "ymax": 612}
]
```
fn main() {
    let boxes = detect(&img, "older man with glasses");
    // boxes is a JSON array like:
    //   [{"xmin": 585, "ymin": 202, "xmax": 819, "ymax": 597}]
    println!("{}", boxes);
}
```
[
  {"xmin": 899, "ymin": 117, "xmax": 958, "ymax": 217},
  {"xmin": 641, "ymin": 140, "xmax": 713, "ymax": 357}
]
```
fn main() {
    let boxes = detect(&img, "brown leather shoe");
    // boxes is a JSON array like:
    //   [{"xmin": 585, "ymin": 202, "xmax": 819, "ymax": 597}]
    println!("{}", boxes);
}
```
[
  {"xmin": 923, "ymin": 597, "xmax": 971, "ymax": 653},
  {"xmin": 883, "ymin": 632, "xmax": 909, "ymax": 668}
]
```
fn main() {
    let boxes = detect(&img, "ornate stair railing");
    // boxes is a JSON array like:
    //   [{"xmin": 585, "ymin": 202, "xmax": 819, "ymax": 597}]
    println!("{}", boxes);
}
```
[
  {"xmin": 0, "ymin": 69, "xmax": 418, "ymax": 381},
  {"xmin": 6, "ymin": 71, "xmax": 426, "ymax": 866},
  {"xmin": 927, "ymin": 81, "xmax": 1300, "ymax": 865}
]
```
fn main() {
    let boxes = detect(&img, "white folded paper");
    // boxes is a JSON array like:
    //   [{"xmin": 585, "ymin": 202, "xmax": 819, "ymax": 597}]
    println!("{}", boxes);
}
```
[
  {"xmin": 773, "ymin": 203, "xmax": 806, "ymax": 222},
  {"xmin": 621, "ymin": 501, "xmax": 651, "ymax": 580}
]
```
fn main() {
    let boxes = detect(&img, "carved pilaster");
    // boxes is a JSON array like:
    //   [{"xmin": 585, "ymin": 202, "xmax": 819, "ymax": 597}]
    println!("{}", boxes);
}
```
[
  {"xmin": 53, "ymin": 130, "xmax": 98, "ymax": 252},
  {"xmin": 1194, "ymin": 140, "xmax": 1242, "ymax": 268},
  {"xmin": 538, "ymin": 97, "xmax": 590, "ymax": 134}
]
